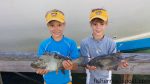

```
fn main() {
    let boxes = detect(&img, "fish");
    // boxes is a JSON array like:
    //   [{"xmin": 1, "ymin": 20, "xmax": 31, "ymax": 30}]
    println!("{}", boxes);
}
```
[
  {"xmin": 87, "ymin": 53, "xmax": 136, "ymax": 70},
  {"xmin": 31, "ymin": 52, "xmax": 135, "ymax": 73},
  {"xmin": 30, "ymin": 52, "xmax": 71, "ymax": 74}
]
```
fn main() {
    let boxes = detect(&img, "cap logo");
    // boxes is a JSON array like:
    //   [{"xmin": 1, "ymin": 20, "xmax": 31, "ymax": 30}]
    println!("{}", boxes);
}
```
[
  {"xmin": 51, "ymin": 12, "xmax": 57, "ymax": 17},
  {"xmin": 95, "ymin": 11, "xmax": 101, "ymax": 15}
]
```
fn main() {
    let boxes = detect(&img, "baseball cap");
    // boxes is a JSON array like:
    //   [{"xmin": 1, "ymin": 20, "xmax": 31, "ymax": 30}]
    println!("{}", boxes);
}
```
[
  {"xmin": 45, "ymin": 9, "xmax": 65, "ymax": 23},
  {"xmin": 89, "ymin": 8, "xmax": 108, "ymax": 22}
]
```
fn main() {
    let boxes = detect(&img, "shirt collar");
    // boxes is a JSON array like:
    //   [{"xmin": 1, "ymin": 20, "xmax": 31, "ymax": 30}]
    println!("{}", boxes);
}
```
[
  {"xmin": 50, "ymin": 35, "xmax": 64, "ymax": 42},
  {"xmin": 90, "ymin": 34, "xmax": 105, "ymax": 42}
]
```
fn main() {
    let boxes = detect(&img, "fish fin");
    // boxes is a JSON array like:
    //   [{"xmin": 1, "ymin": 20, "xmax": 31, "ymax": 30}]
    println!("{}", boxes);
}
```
[
  {"xmin": 125, "ymin": 55, "xmax": 137, "ymax": 61},
  {"xmin": 56, "ymin": 62, "xmax": 59, "ymax": 74},
  {"xmin": 56, "ymin": 68, "xmax": 58, "ymax": 74}
]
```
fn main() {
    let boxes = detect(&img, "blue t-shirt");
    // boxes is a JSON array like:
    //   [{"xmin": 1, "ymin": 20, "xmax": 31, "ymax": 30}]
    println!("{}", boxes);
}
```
[{"xmin": 37, "ymin": 36, "xmax": 79, "ymax": 84}]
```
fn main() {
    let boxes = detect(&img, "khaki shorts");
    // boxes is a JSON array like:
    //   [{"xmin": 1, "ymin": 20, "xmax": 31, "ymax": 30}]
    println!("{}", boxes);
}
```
[{"xmin": 44, "ymin": 81, "xmax": 72, "ymax": 84}]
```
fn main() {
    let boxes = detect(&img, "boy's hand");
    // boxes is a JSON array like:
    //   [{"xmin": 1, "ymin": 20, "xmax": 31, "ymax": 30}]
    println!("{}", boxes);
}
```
[
  {"xmin": 119, "ymin": 60, "xmax": 129, "ymax": 68},
  {"xmin": 62, "ymin": 60, "xmax": 73, "ymax": 70},
  {"xmin": 86, "ymin": 65, "xmax": 96, "ymax": 70},
  {"xmin": 36, "ymin": 69, "xmax": 49, "ymax": 75}
]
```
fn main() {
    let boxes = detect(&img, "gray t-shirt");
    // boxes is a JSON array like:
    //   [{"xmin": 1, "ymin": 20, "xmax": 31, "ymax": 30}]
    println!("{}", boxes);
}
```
[{"xmin": 80, "ymin": 35, "xmax": 116, "ymax": 84}]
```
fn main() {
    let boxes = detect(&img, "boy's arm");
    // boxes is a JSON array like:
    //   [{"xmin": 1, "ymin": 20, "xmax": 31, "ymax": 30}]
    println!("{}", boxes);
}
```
[
  {"xmin": 80, "ymin": 41, "xmax": 89, "ymax": 60},
  {"xmin": 36, "ymin": 69, "xmax": 49, "ymax": 75},
  {"xmin": 70, "ymin": 41, "xmax": 79, "ymax": 60},
  {"xmin": 62, "ymin": 60, "xmax": 78, "ymax": 70},
  {"xmin": 63, "ymin": 41, "xmax": 79, "ymax": 70},
  {"xmin": 80, "ymin": 41, "xmax": 96, "ymax": 70},
  {"xmin": 108, "ymin": 41, "xmax": 117, "ymax": 54},
  {"xmin": 37, "ymin": 42, "xmax": 46, "ymax": 57},
  {"xmin": 108, "ymin": 41, "xmax": 129, "ymax": 67}
]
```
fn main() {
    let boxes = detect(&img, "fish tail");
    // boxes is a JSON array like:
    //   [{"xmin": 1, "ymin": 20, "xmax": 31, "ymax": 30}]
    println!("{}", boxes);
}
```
[{"xmin": 125, "ymin": 55, "xmax": 137, "ymax": 61}]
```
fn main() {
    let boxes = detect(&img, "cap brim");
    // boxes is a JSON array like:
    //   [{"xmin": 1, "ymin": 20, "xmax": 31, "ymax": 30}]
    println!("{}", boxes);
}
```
[
  {"xmin": 90, "ymin": 16, "xmax": 107, "ymax": 22},
  {"xmin": 46, "ymin": 18, "xmax": 64, "ymax": 24}
]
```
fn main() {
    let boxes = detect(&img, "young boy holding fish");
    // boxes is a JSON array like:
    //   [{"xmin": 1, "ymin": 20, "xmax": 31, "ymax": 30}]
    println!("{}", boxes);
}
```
[
  {"xmin": 80, "ymin": 8, "xmax": 128, "ymax": 84},
  {"xmin": 36, "ymin": 9, "xmax": 79, "ymax": 84}
]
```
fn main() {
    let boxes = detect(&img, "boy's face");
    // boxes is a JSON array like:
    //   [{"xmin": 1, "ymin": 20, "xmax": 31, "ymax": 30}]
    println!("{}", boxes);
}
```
[
  {"xmin": 90, "ymin": 18, "xmax": 107, "ymax": 36},
  {"xmin": 47, "ymin": 20, "xmax": 65, "ymax": 38}
]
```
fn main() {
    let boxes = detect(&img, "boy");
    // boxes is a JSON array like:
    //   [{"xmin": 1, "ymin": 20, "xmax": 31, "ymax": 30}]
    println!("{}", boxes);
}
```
[
  {"xmin": 36, "ymin": 9, "xmax": 79, "ymax": 84},
  {"xmin": 80, "ymin": 8, "xmax": 128, "ymax": 84}
]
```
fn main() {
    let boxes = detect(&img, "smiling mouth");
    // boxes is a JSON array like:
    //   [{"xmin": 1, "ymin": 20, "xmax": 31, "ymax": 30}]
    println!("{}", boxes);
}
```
[
  {"xmin": 95, "ymin": 30, "xmax": 101, "ymax": 33},
  {"xmin": 52, "ymin": 31, "xmax": 61, "ymax": 34},
  {"xmin": 54, "ymin": 32, "xmax": 61, "ymax": 35}
]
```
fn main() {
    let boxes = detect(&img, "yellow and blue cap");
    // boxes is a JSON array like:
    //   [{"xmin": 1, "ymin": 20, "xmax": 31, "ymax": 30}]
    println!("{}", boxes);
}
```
[
  {"xmin": 45, "ymin": 9, "xmax": 65, "ymax": 23},
  {"xmin": 89, "ymin": 8, "xmax": 108, "ymax": 22}
]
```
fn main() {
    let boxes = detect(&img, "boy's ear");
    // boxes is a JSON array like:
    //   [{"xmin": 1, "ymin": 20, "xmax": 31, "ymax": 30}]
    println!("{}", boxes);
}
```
[
  {"xmin": 63, "ymin": 22, "xmax": 66, "ymax": 26},
  {"xmin": 89, "ymin": 22, "xmax": 92, "ymax": 26}
]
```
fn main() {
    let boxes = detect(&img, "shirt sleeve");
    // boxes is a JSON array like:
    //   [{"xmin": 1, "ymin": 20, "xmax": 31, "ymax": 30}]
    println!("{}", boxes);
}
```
[
  {"xmin": 108, "ymin": 41, "xmax": 117, "ymax": 54},
  {"xmin": 37, "ymin": 42, "xmax": 45, "ymax": 57},
  {"xmin": 69, "ymin": 41, "xmax": 79, "ymax": 60}
]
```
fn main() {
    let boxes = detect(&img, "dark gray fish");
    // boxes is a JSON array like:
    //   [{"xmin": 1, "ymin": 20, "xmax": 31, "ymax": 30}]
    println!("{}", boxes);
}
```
[{"xmin": 87, "ymin": 53, "xmax": 136, "ymax": 70}]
